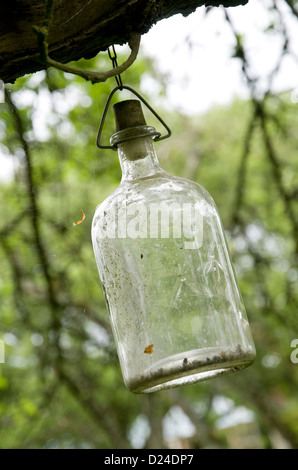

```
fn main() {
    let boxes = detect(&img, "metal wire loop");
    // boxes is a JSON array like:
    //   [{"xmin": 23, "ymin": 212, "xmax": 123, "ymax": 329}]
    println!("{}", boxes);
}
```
[{"xmin": 96, "ymin": 85, "xmax": 172, "ymax": 150}]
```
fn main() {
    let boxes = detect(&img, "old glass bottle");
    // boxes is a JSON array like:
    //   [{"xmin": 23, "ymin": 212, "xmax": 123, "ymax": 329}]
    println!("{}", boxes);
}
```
[{"xmin": 92, "ymin": 99, "xmax": 256, "ymax": 393}]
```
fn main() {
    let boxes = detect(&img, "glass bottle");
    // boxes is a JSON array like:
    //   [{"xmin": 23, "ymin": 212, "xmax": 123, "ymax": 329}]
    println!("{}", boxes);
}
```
[{"xmin": 92, "ymin": 99, "xmax": 256, "ymax": 393}]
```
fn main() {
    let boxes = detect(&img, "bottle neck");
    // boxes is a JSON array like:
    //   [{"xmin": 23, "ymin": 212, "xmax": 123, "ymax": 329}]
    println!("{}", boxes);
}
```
[{"xmin": 117, "ymin": 136, "xmax": 163, "ymax": 182}]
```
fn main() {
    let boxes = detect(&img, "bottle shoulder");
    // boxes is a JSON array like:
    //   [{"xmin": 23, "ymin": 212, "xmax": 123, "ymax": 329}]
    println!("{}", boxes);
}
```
[
  {"xmin": 92, "ymin": 172, "xmax": 216, "ymax": 222},
  {"xmin": 125, "ymin": 171, "xmax": 216, "ymax": 206}
]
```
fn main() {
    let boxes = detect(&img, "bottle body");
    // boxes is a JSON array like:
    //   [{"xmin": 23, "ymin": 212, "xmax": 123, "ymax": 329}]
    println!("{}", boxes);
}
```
[{"xmin": 92, "ymin": 146, "xmax": 255, "ymax": 393}]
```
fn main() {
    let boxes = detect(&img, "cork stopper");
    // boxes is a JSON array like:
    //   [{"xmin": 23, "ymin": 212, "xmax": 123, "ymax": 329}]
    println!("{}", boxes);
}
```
[{"xmin": 113, "ymin": 100, "xmax": 147, "ymax": 132}]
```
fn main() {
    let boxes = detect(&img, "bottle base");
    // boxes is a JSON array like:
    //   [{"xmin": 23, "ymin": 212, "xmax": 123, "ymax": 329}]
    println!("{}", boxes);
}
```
[{"xmin": 126, "ymin": 345, "xmax": 255, "ymax": 394}]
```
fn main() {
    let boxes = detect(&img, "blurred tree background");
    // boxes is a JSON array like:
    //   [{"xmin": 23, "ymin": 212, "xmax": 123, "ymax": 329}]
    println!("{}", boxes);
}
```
[{"xmin": 0, "ymin": 0, "xmax": 298, "ymax": 449}]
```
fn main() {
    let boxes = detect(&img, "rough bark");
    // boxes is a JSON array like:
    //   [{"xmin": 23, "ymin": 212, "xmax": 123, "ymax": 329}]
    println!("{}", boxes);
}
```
[{"xmin": 0, "ymin": 0, "xmax": 248, "ymax": 83}]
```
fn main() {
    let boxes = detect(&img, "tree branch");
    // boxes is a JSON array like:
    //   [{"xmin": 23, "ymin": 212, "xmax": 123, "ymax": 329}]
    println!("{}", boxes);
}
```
[
  {"xmin": 257, "ymin": 102, "xmax": 298, "ymax": 254},
  {"xmin": 33, "ymin": 0, "xmax": 141, "ymax": 84},
  {"xmin": 283, "ymin": 0, "xmax": 298, "ymax": 18},
  {"xmin": 230, "ymin": 106, "xmax": 257, "ymax": 226},
  {"xmin": 58, "ymin": 368, "xmax": 131, "ymax": 448},
  {"xmin": 5, "ymin": 88, "xmax": 58, "ymax": 308},
  {"xmin": 45, "ymin": 34, "xmax": 141, "ymax": 84}
]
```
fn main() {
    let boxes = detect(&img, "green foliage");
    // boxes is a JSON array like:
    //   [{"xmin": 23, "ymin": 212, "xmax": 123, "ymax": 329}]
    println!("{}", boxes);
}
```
[{"xmin": 0, "ymin": 43, "xmax": 298, "ymax": 450}]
